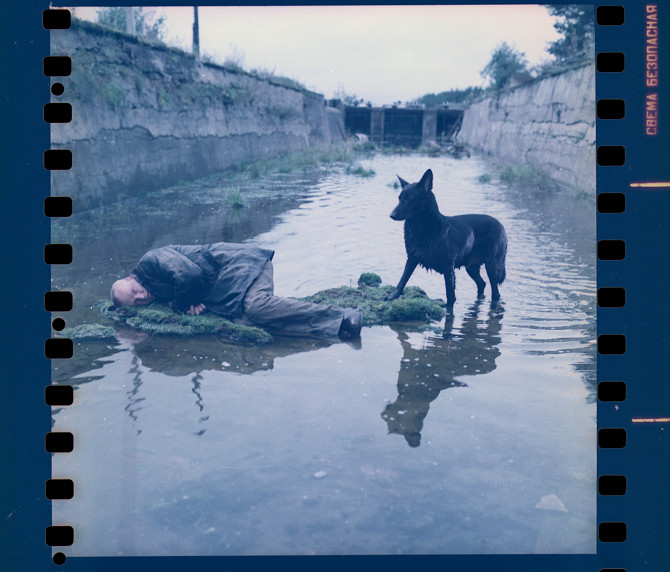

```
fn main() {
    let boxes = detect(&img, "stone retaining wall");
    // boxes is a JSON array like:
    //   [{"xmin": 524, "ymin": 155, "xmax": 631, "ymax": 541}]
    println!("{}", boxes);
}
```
[{"xmin": 458, "ymin": 65, "xmax": 595, "ymax": 191}]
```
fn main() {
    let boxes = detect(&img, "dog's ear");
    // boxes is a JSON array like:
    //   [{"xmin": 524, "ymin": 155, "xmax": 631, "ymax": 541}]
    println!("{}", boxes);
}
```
[
  {"xmin": 419, "ymin": 169, "xmax": 433, "ymax": 192},
  {"xmin": 397, "ymin": 175, "xmax": 410, "ymax": 189}
]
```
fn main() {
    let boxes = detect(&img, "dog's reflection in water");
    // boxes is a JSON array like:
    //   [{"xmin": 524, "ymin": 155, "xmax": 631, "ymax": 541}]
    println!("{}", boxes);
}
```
[{"xmin": 382, "ymin": 300, "xmax": 504, "ymax": 447}]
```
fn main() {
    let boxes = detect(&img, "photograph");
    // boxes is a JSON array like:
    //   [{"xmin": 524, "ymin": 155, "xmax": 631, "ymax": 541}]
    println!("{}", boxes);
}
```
[{"xmin": 48, "ymin": 4, "xmax": 597, "ymax": 557}]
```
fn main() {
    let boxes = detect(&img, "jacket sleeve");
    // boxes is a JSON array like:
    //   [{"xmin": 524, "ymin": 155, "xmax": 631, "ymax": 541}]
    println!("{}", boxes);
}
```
[{"xmin": 134, "ymin": 247, "xmax": 206, "ymax": 312}]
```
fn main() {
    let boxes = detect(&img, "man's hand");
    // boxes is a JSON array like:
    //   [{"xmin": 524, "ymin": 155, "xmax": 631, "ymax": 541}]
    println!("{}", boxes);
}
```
[{"xmin": 187, "ymin": 303, "xmax": 207, "ymax": 316}]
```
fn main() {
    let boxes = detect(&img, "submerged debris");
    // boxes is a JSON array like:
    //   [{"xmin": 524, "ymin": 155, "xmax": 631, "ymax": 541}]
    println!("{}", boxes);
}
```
[
  {"xmin": 61, "ymin": 274, "xmax": 444, "ymax": 343},
  {"xmin": 534, "ymin": 494, "xmax": 569, "ymax": 513}
]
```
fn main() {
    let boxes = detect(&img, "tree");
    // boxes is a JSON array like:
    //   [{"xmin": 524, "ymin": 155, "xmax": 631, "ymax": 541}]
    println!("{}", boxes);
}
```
[
  {"xmin": 414, "ymin": 87, "xmax": 484, "ymax": 107},
  {"xmin": 480, "ymin": 42, "xmax": 528, "ymax": 91},
  {"xmin": 334, "ymin": 85, "xmax": 362, "ymax": 106},
  {"xmin": 545, "ymin": 5, "xmax": 594, "ymax": 63},
  {"xmin": 96, "ymin": 7, "xmax": 166, "ymax": 41},
  {"xmin": 192, "ymin": 6, "xmax": 200, "ymax": 59}
]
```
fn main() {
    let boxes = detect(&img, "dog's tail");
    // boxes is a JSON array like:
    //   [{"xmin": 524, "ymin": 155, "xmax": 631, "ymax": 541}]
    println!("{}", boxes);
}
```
[{"xmin": 496, "ymin": 235, "xmax": 507, "ymax": 285}]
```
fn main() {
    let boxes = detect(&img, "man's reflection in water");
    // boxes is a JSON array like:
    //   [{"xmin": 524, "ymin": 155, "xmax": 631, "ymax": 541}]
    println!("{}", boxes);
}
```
[
  {"xmin": 128, "ymin": 330, "xmax": 335, "ymax": 377},
  {"xmin": 382, "ymin": 300, "xmax": 504, "ymax": 447},
  {"xmin": 114, "ymin": 329, "xmax": 337, "ymax": 434}
]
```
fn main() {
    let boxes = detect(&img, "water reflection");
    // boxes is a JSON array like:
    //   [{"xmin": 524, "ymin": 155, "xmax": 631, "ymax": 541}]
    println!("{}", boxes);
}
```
[
  {"xmin": 125, "ymin": 353, "xmax": 146, "ymax": 432},
  {"xmin": 127, "ymin": 332, "xmax": 335, "ymax": 377},
  {"xmin": 383, "ymin": 300, "xmax": 503, "ymax": 447},
  {"xmin": 101, "ymin": 331, "xmax": 339, "ymax": 438}
]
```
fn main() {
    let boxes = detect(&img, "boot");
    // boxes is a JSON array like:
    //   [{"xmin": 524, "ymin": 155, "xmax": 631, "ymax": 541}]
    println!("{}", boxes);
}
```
[{"xmin": 339, "ymin": 309, "xmax": 363, "ymax": 339}]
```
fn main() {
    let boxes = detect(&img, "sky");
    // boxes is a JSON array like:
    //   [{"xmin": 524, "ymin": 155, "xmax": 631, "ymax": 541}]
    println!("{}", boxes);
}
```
[{"xmin": 72, "ymin": 5, "xmax": 561, "ymax": 105}]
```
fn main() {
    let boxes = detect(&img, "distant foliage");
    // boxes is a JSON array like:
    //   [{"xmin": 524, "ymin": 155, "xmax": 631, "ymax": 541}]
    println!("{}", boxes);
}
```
[
  {"xmin": 96, "ymin": 7, "xmax": 166, "ymax": 41},
  {"xmin": 481, "ymin": 42, "xmax": 529, "ymax": 90},
  {"xmin": 413, "ymin": 87, "xmax": 484, "ymax": 107},
  {"xmin": 223, "ymin": 45, "xmax": 246, "ymax": 71},
  {"xmin": 544, "ymin": 5, "xmax": 595, "ymax": 63},
  {"xmin": 334, "ymin": 85, "xmax": 364, "ymax": 106}
]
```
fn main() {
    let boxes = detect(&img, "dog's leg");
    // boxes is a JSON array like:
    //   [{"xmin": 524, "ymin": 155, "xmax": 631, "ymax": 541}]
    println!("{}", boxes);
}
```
[
  {"xmin": 444, "ymin": 266, "xmax": 456, "ymax": 307},
  {"xmin": 485, "ymin": 261, "xmax": 500, "ymax": 302},
  {"xmin": 466, "ymin": 264, "xmax": 486, "ymax": 297},
  {"xmin": 388, "ymin": 258, "xmax": 418, "ymax": 300}
]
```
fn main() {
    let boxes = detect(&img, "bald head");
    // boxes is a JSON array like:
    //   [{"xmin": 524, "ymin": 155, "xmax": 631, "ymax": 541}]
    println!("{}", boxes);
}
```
[{"xmin": 110, "ymin": 276, "xmax": 153, "ymax": 307}]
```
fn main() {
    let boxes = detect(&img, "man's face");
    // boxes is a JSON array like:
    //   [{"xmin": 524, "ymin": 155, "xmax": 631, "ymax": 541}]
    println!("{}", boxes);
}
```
[{"xmin": 112, "ymin": 277, "xmax": 154, "ymax": 306}]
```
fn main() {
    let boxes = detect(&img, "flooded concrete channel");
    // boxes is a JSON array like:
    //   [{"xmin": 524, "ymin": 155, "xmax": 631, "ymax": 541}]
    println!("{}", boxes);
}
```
[{"xmin": 51, "ymin": 151, "xmax": 596, "ymax": 556}]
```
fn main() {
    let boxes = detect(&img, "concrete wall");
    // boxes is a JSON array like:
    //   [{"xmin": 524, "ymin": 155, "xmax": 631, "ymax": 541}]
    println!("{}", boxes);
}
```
[
  {"xmin": 325, "ymin": 107, "xmax": 346, "ymax": 143},
  {"xmin": 458, "ymin": 65, "xmax": 595, "ymax": 192},
  {"xmin": 422, "ymin": 109, "xmax": 437, "ymax": 144},
  {"xmin": 51, "ymin": 20, "xmax": 341, "ymax": 211}
]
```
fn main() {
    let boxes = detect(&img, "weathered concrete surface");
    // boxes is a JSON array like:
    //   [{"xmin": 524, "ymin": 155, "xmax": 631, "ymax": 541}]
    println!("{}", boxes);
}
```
[
  {"xmin": 51, "ymin": 20, "xmax": 342, "ymax": 211},
  {"xmin": 325, "ymin": 107, "xmax": 346, "ymax": 143},
  {"xmin": 458, "ymin": 65, "xmax": 595, "ymax": 191}
]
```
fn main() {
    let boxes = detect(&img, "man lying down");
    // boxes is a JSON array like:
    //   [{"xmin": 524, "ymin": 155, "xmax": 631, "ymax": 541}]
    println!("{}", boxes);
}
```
[{"xmin": 110, "ymin": 242, "xmax": 362, "ymax": 340}]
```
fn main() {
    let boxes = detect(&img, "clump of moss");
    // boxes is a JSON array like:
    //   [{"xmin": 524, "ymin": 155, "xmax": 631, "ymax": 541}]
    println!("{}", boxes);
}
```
[
  {"xmin": 96, "ymin": 301, "xmax": 272, "ymax": 344},
  {"xmin": 59, "ymin": 323, "xmax": 117, "ymax": 339},
  {"xmin": 346, "ymin": 164, "xmax": 376, "ymax": 178},
  {"xmin": 386, "ymin": 296, "xmax": 443, "ymax": 322},
  {"xmin": 299, "ymin": 276, "xmax": 445, "ymax": 326},
  {"xmin": 227, "ymin": 188, "xmax": 247, "ymax": 209},
  {"xmin": 357, "ymin": 272, "xmax": 382, "ymax": 288},
  {"xmin": 499, "ymin": 164, "xmax": 553, "ymax": 189}
]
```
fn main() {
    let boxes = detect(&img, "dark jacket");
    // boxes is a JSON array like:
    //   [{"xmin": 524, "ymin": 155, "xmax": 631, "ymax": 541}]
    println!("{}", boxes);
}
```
[{"xmin": 132, "ymin": 243, "xmax": 274, "ymax": 318}]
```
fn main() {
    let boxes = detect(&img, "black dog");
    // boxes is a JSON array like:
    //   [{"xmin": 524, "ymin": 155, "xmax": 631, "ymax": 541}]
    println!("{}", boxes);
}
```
[{"xmin": 388, "ymin": 169, "xmax": 507, "ymax": 307}]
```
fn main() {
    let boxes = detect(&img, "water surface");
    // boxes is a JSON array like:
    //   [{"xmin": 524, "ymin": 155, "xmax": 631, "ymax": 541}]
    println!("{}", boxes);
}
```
[{"xmin": 52, "ymin": 153, "xmax": 596, "ymax": 556}]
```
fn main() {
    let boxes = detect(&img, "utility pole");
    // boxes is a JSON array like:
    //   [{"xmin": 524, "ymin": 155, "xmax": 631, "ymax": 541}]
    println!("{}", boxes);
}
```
[
  {"xmin": 192, "ymin": 6, "xmax": 200, "ymax": 59},
  {"xmin": 125, "ymin": 7, "xmax": 136, "ymax": 36}
]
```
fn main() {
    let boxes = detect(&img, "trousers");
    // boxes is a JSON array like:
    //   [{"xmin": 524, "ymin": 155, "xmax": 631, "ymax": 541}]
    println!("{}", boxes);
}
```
[{"xmin": 240, "ymin": 261, "xmax": 345, "ymax": 337}]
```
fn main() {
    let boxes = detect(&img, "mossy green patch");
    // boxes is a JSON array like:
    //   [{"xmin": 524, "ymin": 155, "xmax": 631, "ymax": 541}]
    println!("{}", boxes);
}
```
[
  {"xmin": 499, "ymin": 164, "xmax": 553, "ymax": 189},
  {"xmin": 59, "ymin": 323, "xmax": 117, "ymax": 339},
  {"xmin": 96, "ymin": 301, "xmax": 272, "ymax": 344},
  {"xmin": 299, "ymin": 281, "xmax": 445, "ymax": 327},
  {"xmin": 357, "ymin": 272, "xmax": 382, "ymax": 288},
  {"xmin": 346, "ymin": 164, "xmax": 376, "ymax": 178}
]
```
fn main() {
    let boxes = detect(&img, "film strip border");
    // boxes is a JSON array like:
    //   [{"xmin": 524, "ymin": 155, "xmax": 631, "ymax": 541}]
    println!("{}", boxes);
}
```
[
  {"xmin": 43, "ymin": 8, "xmax": 74, "ymax": 568},
  {"xmin": 38, "ymin": 4, "xmax": 643, "ymax": 569},
  {"xmin": 596, "ymin": 3, "xmax": 638, "ymax": 572}
]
